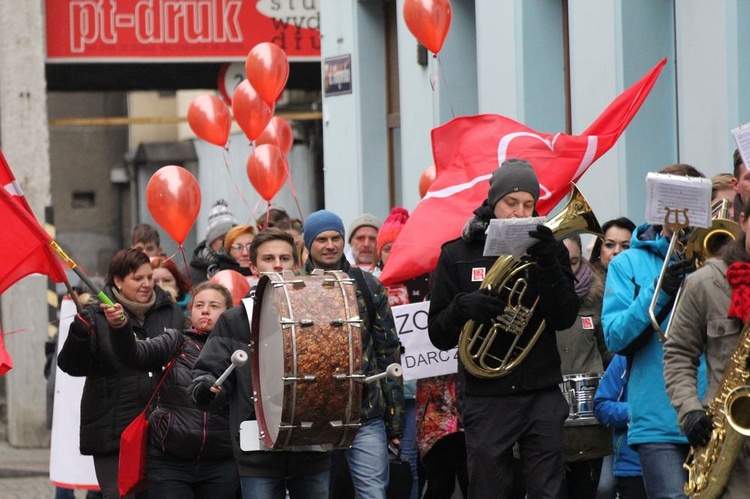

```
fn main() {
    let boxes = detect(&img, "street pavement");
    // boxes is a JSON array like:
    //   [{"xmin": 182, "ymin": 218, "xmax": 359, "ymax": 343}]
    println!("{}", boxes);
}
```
[{"xmin": 0, "ymin": 439, "xmax": 88, "ymax": 498}]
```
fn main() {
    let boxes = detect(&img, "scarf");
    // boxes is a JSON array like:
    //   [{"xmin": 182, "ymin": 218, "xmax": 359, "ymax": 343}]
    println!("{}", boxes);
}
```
[
  {"xmin": 727, "ymin": 262, "xmax": 750, "ymax": 322},
  {"xmin": 573, "ymin": 261, "xmax": 593, "ymax": 298},
  {"xmin": 112, "ymin": 287, "xmax": 156, "ymax": 324}
]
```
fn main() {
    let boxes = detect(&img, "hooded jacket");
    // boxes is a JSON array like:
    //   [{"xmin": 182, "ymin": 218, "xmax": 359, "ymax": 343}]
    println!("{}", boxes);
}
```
[
  {"xmin": 601, "ymin": 223, "xmax": 706, "ymax": 445},
  {"xmin": 663, "ymin": 257, "xmax": 750, "ymax": 498},
  {"xmin": 57, "ymin": 286, "xmax": 184, "ymax": 455},
  {"xmin": 109, "ymin": 326, "xmax": 232, "ymax": 460},
  {"xmin": 593, "ymin": 355, "xmax": 642, "ymax": 478},
  {"xmin": 428, "ymin": 202, "xmax": 579, "ymax": 396}
]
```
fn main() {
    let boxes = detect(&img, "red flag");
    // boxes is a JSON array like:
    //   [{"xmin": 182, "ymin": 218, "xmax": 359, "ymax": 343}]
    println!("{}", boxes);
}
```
[
  {"xmin": 380, "ymin": 58, "xmax": 667, "ymax": 285},
  {"xmin": 0, "ymin": 151, "xmax": 67, "ymax": 295},
  {"xmin": 0, "ymin": 324, "xmax": 12, "ymax": 375}
]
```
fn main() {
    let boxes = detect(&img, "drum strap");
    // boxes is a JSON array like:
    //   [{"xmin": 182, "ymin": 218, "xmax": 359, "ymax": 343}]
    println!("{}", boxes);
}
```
[
  {"xmin": 351, "ymin": 267, "xmax": 376, "ymax": 329},
  {"xmin": 241, "ymin": 297, "xmax": 254, "ymax": 340}
]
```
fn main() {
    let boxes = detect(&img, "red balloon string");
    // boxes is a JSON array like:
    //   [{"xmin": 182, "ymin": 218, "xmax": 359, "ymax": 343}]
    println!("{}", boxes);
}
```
[
  {"xmin": 437, "ymin": 54, "xmax": 456, "ymax": 119},
  {"xmin": 221, "ymin": 147, "xmax": 252, "ymax": 213},
  {"xmin": 249, "ymin": 198, "xmax": 264, "ymax": 226},
  {"xmin": 177, "ymin": 244, "xmax": 194, "ymax": 295}
]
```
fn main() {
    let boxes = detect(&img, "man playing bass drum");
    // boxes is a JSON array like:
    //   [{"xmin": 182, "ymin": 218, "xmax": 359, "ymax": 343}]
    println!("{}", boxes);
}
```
[
  {"xmin": 429, "ymin": 159, "xmax": 579, "ymax": 499},
  {"xmin": 663, "ymin": 200, "xmax": 750, "ymax": 499}
]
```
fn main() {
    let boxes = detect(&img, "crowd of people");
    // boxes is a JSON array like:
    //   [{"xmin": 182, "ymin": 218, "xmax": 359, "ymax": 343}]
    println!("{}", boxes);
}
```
[{"xmin": 52, "ymin": 150, "xmax": 750, "ymax": 499}]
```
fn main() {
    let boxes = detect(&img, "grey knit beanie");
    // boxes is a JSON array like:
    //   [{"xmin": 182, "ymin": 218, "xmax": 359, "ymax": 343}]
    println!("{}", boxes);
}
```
[
  {"xmin": 206, "ymin": 199, "xmax": 237, "ymax": 247},
  {"xmin": 487, "ymin": 159, "xmax": 540, "ymax": 209}
]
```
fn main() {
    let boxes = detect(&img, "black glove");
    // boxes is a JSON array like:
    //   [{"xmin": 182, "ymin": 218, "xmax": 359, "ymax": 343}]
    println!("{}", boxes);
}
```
[
  {"xmin": 69, "ymin": 310, "xmax": 95, "ymax": 339},
  {"xmin": 527, "ymin": 225, "xmax": 557, "ymax": 267},
  {"xmin": 661, "ymin": 259, "xmax": 696, "ymax": 296},
  {"xmin": 455, "ymin": 288, "xmax": 504, "ymax": 324},
  {"xmin": 682, "ymin": 410, "xmax": 713, "ymax": 448},
  {"xmin": 190, "ymin": 375, "xmax": 217, "ymax": 406}
]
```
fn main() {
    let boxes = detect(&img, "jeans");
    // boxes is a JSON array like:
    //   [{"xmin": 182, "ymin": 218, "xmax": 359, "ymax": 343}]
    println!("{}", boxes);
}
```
[
  {"xmin": 637, "ymin": 443, "xmax": 689, "ymax": 499},
  {"xmin": 240, "ymin": 470, "xmax": 329, "ymax": 499},
  {"xmin": 595, "ymin": 455, "xmax": 617, "ymax": 499},
  {"xmin": 347, "ymin": 419, "xmax": 389, "ymax": 499},
  {"xmin": 147, "ymin": 452, "xmax": 239, "ymax": 499},
  {"xmin": 55, "ymin": 487, "xmax": 76, "ymax": 499},
  {"xmin": 401, "ymin": 399, "xmax": 419, "ymax": 499}
]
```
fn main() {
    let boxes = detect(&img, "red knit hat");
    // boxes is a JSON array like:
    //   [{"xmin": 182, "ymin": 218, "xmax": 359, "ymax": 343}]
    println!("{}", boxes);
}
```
[{"xmin": 377, "ymin": 207, "xmax": 409, "ymax": 256}]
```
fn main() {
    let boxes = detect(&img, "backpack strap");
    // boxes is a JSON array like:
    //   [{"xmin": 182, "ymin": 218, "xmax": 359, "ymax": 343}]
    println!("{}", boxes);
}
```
[{"xmin": 350, "ymin": 267, "xmax": 376, "ymax": 329}]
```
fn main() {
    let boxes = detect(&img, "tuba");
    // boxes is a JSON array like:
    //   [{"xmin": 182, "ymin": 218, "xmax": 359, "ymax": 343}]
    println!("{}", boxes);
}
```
[{"xmin": 457, "ymin": 183, "xmax": 602, "ymax": 379}]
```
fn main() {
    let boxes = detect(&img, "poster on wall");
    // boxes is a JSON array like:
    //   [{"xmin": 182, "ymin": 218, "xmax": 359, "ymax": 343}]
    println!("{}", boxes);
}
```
[
  {"xmin": 45, "ymin": 0, "xmax": 320, "ymax": 62},
  {"xmin": 323, "ymin": 54, "xmax": 352, "ymax": 96}
]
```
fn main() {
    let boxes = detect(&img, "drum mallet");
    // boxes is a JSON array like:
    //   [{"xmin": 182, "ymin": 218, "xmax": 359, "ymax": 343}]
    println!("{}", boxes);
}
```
[
  {"xmin": 364, "ymin": 363, "xmax": 403, "ymax": 384},
  {"xmin": 213, "ymin": 350, "xmax": 248, "ymax": 388}
]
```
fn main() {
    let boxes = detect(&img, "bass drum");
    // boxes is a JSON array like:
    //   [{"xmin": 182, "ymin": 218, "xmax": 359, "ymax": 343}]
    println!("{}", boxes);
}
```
[
  {"xmin": 251, "ymin": 271, "xmax": 363, "ymax": 450},
  {"xmin": 560, "ymin": 373, "xmax": 602, "ymax": 427}
]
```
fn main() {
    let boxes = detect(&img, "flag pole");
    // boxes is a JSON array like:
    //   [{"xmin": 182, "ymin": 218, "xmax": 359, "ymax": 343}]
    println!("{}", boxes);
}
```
[{"xmin": 48, "ymin": 240, "xmax": 124, "ymax": 321}]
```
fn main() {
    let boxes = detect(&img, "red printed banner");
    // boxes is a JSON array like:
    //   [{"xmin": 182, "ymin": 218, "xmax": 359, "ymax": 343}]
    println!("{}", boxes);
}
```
[{"xmin": 45, "ymin": 0, "xmax": 320, "ymax": 62}]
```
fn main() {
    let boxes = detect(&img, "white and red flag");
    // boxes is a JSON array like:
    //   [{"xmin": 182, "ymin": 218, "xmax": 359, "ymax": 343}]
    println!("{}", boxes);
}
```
[
  {"xmin": 380, "ymin": 58, "xmax": 667, "ymax": 286},
  {"xmin": 0, "ymin": 151, "xmax": 67, "ymax": 295}
]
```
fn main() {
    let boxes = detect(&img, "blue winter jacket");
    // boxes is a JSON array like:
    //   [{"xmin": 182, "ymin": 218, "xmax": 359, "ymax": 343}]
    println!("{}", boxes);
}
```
[
  {"xmin": 601, "ymin": 224, "xmax": 706, "ymax": 446},
  {"xmin": 594, "ymin": 355, "xmax": 641, "ymax": 477}
]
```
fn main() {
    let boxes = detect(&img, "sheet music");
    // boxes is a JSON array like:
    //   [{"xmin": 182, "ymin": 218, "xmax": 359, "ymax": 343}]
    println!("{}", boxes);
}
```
[
  {"xmin": 644, "ymin": 173, "xmax": 711, "ymax": 229},
  {"xmin": 483, "ymin": 216, "xmax": 547, "ymax": 257},
  {"xmin": 732, "ymin": 123, "xmax": 750, "ymax": 169}
]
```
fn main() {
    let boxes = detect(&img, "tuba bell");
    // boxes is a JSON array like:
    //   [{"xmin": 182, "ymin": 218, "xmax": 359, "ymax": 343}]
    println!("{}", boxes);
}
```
[{"xmin": 457, "ymin": 183, "xmax": 602, "ymax": 379}]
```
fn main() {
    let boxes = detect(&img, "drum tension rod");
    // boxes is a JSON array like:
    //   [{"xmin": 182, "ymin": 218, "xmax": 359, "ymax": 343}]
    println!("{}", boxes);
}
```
[
  {"xmin": 321, "ymin": 277, "xmax": 357, "ymax": 288},
  {"xmin": 329, "ymin": 318, "xmax": 363, "ymax": 327},
  {"xmin": 273, "ymin": 280, "xmax": 307, "ymax": 288},
  {"xmin": 283, "ymin": 374, "xmax": 317, "ymax": 384},
  {"xmin": 329, "ymin": 421, "xmax": 361, "ymax": 429},
  {"xmin": 280, "ymin": 318, "xmax": 315, "ymax": 328},
  {"xmin": 279, "ymin": 422, "xmax": 314, "ymax": 430}
]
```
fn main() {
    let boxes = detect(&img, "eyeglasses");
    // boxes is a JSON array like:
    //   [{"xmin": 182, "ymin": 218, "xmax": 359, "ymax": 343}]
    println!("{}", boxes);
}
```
[{"xmin": 229, "ymin": 243, "xmax": 252, "ymax": 252}]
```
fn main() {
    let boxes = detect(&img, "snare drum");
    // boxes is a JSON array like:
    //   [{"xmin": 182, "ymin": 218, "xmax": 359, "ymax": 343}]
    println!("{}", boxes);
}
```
[
  {"xmin": 560, "ymin": 373, "xmax": 602, "ymax": 427},
  {"xmin": 251, "ymin": 271, "xmax": 363, "ymax": 450}
]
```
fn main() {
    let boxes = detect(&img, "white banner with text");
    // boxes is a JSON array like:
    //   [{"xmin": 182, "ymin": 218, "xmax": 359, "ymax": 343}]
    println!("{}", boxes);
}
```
[{"xmin": 394, "ymin": 301, "xmax": 458, "ymax": 380}]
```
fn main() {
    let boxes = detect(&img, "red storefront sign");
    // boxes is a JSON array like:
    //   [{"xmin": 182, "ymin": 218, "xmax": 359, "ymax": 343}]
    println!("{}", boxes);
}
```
[{"xmin": 45, "ymin": 0, "xmax": 320, "ymax": 62}]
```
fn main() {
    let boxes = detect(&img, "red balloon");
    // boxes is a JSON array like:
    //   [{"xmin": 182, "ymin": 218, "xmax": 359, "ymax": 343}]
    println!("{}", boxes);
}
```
[
  {"xmin": 247, "ymin": 144, "xmax": 287, "ymax": 201},
  {"xmin": 403, "ymin": 0, "xmax": 452, "ymax": 54},
  {"xmin": 419, "ymin": 164, "xmax": 437, "ymax": 198},
  {"xmin": 187, "ymin": 94, "xmax": 231, "ymax": 147},
  {"xmin": 146, "ymin": 166, "xmax": 201, "ymax": 244},
  {"xmin": 245, "ymin": 42, "xmax": 289, "ymax": 105},
  {"xmin": 209, "ymin": 270, "xmax": 251, "ymax": 307},
  {"xmin": 232, "ymin": 80, "xmax": 274, "ymax": 141},
  {"xmin": 255, "ymin": 117, "xmax": 294, "ymax": 155}
]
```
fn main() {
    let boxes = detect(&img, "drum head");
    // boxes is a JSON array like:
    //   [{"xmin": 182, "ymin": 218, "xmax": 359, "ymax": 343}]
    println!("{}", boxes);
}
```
[{"xmin": 252, "ymin": 274, "xmax": 285, "ymax": 447}]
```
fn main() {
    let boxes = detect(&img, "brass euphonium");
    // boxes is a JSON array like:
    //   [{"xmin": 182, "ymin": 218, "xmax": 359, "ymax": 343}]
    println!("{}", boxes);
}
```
[{"xmin": 457, "ymin": 183, "xmax": 602, "ymax": 379}]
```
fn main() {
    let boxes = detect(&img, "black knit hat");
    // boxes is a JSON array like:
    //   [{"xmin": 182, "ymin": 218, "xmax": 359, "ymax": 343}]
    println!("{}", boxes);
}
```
[{"xmin": 487, "ymin": 159, "xmax": 540, "ymax": 209}]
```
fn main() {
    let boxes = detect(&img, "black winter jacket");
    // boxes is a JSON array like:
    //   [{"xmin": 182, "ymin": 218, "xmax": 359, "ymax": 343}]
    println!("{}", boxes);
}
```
[
  {"xmin": 187, "ymin": 239, "xmax": 217, "ymax": 286},
  {"xmin": 57, "ymin": 286, "xmax": 184, "ymax": 455},
  {"xmin": 109, "ymin": 326, "xmax": 233, "ymax": 460},
  {"xmin": 189, "ymin": 300, "xmax": 330, "ymax": 478},
  {"xmin": 428, "ymin": 205, "xmax": 579, "ymax": 397}
]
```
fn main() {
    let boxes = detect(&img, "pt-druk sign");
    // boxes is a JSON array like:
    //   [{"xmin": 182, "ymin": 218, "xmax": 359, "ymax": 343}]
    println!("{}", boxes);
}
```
[{"xmin": 46, "ymin": 0, "xmax": 320, "ymax": 62}]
